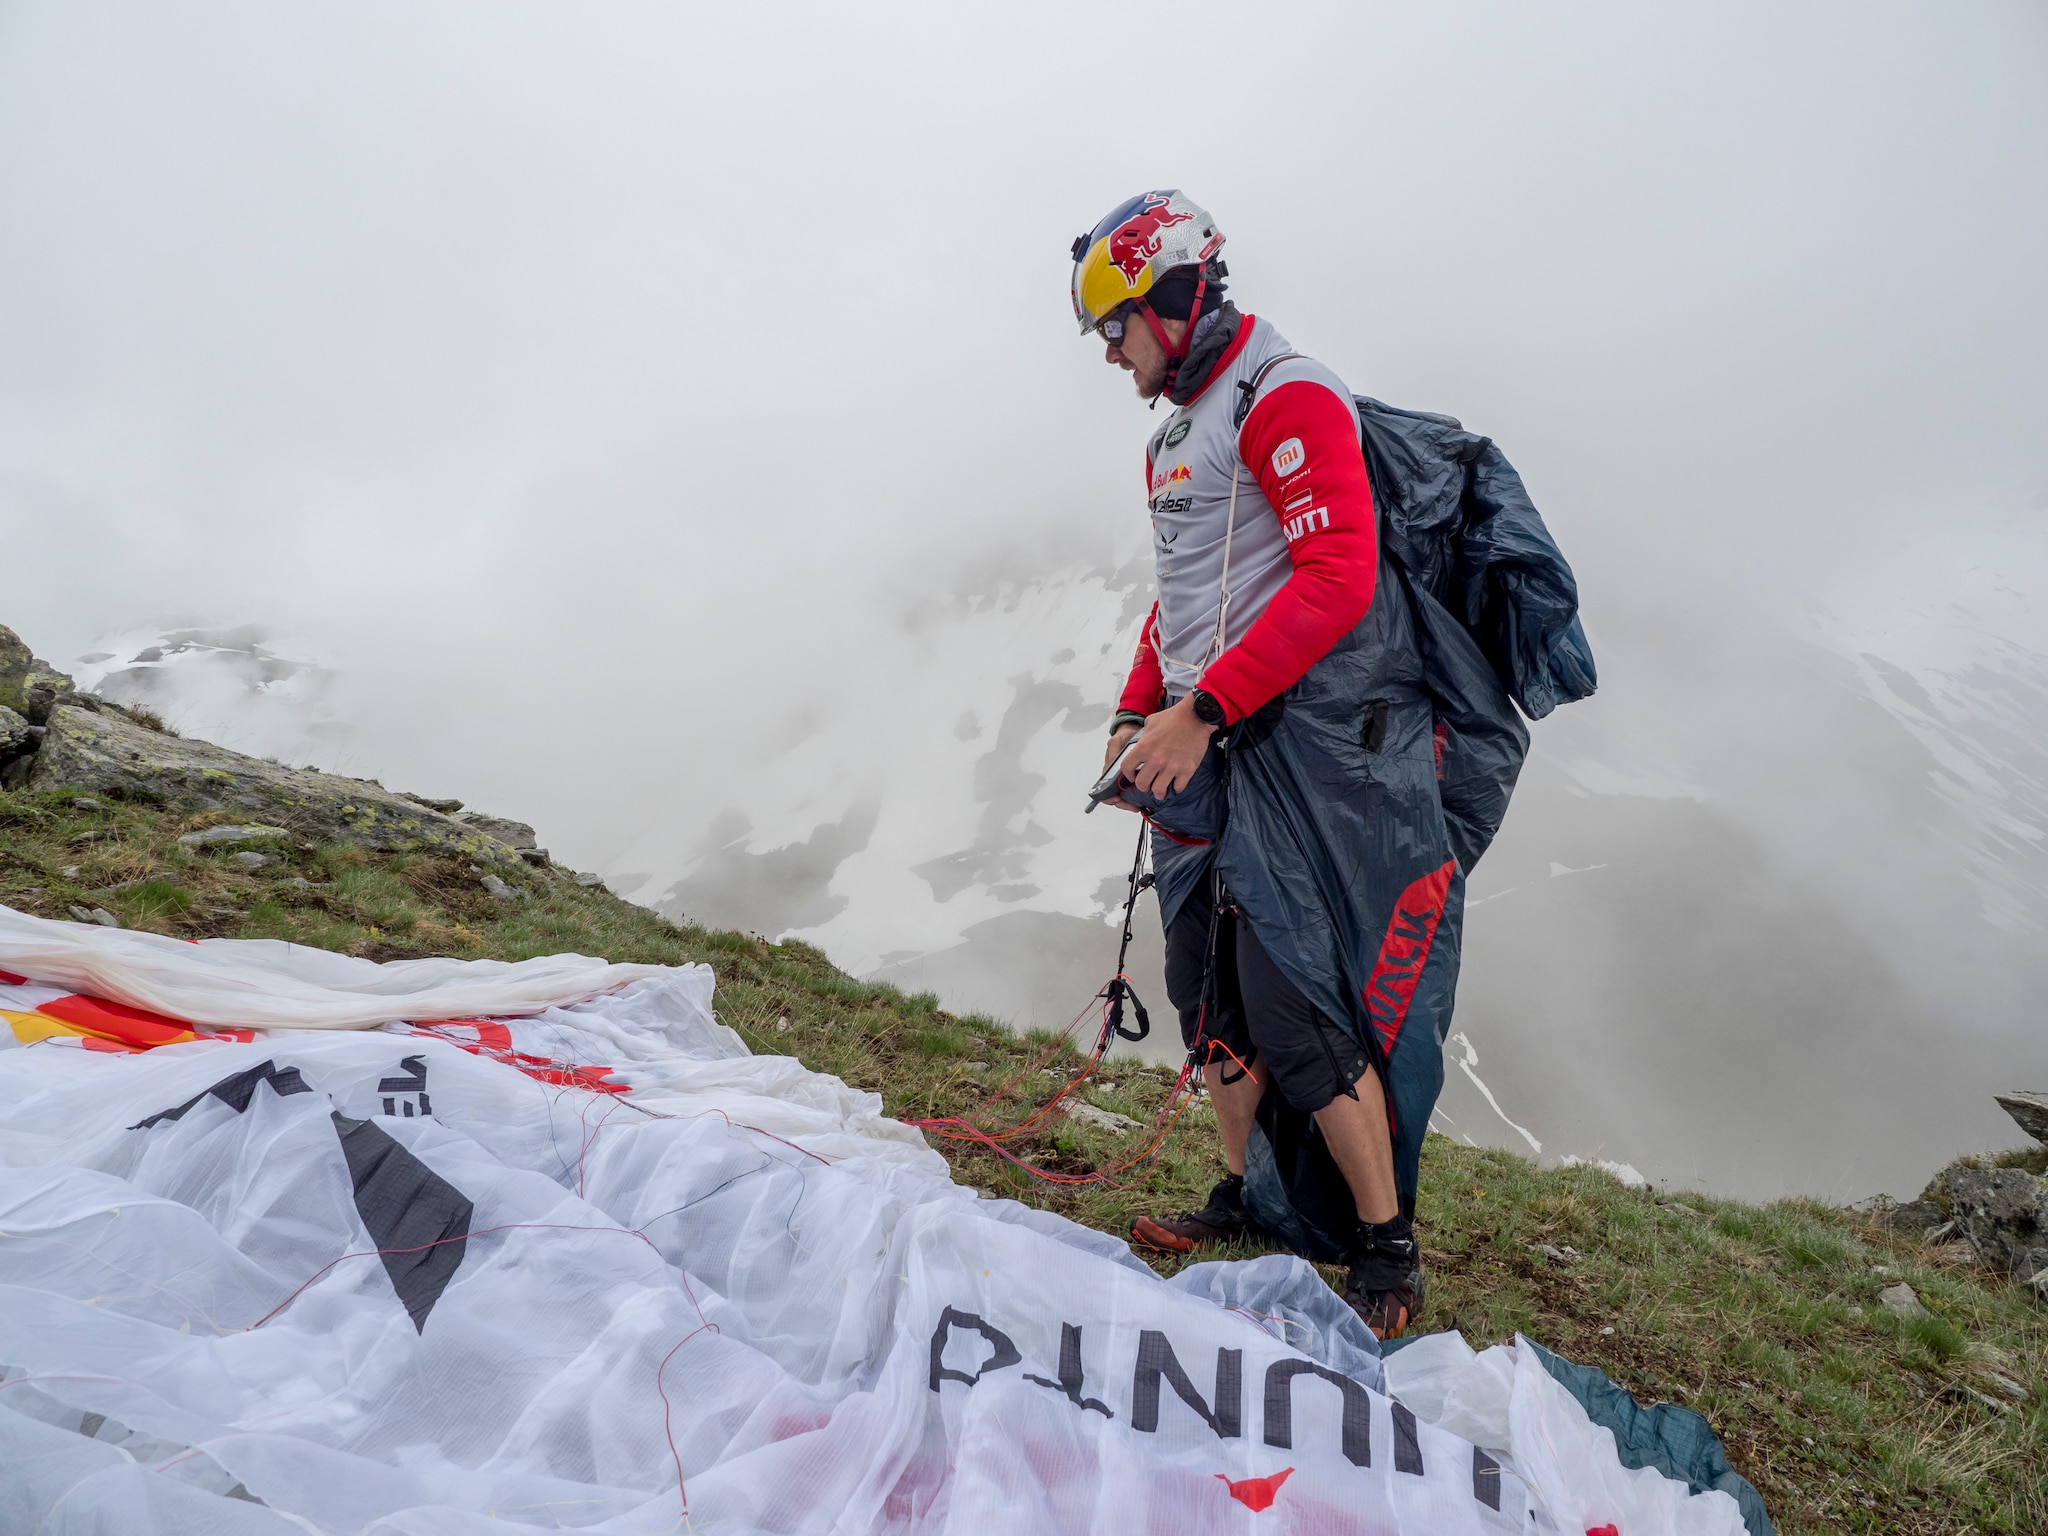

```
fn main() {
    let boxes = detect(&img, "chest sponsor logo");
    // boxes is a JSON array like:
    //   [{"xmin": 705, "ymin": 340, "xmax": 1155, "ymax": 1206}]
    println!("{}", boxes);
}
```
[
  {"xmin": 1149, "ymin": 462, "xmax": 1193, "ymax": 496},
  {"xmin": 1153, "ymin": 495, "xmax": 1194, "ymax": 518},
  {"xmin": 1270, "ymin": 437, "xmax": 1305, "ymax": 479},
  {"xmin": 1163, "ymin": 419, "xmax": 1191, "ymax": 448}
]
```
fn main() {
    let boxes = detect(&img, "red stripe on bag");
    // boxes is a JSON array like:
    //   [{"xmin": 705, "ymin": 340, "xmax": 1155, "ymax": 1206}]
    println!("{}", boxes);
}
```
[{"xmin": 1361, "ymin": 859, "xmax": 1456, "ymax": 1058}]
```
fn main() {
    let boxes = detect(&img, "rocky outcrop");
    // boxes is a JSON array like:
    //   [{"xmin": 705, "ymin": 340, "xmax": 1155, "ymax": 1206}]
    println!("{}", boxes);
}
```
[
  {"xmin": 1940, "ymin": 1165, "xmax": 2048, "ymax": 1286},
  {"xmin": 0, "ymin": 624, "xmax": 80, "ymax": 724},
  {"xmin": 22, "ymin": 703, "xmax": 525, "ymax": 866},
  {"xmin": 1870, "ymin": 1094, "xmax": 2048, "ymax": 1303},
  {"xmin": 1996, "ymin": 1091, "xmax": 2048, "ymax": 1148},
  {"xmin": 1, "ymin": 621, "xmax": 563, "ymax": 870}
]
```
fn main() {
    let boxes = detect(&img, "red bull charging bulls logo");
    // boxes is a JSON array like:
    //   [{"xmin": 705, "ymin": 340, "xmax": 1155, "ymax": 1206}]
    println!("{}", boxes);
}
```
[{"xmin": 1109, "ymin": 194, "xmax": 1194, "ymax": 286}]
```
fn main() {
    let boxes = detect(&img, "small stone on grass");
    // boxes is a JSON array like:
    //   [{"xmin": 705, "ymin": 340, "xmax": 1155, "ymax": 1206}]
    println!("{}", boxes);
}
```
[
  {"xmin": 177, "ymin": 824, "xmax": 290, "ymax": 849},
  {"xmin": 1060, "ymin": 1100, "xmax": 1140, "ymax": 1135},
  {"xmin": 1877, "ymin": 1282, "xmax": 1928, "ymax": 1318}
]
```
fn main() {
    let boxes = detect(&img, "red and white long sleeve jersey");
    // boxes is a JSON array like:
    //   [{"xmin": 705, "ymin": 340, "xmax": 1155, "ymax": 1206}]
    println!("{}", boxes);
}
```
[{"xmin": 1118, "ymin": 316, "xmax": 1378, "ymax": 725}]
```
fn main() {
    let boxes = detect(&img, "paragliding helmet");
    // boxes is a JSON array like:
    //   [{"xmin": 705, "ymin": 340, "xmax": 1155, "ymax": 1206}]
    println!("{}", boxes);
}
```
[{"xmin": 1070, "ymin": 190, "xmax": 1226, "ymax": 390}]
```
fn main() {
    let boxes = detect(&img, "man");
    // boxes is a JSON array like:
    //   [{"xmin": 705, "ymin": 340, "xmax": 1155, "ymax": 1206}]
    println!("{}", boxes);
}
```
[{"xmin": 1070, "ymin": 190, "xmax": 1422, "ymax": 1337}]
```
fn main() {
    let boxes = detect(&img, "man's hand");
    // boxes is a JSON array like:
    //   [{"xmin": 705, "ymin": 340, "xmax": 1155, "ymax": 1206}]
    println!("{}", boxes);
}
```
[
  {"xmin": 1103, "ymin": 722, "xmax": 1140, "ymax": 771},
  {"xmin": 1098, "ymin": 722, "xmax": 1143, "ymax": 813},
  {"xmin": 1127, "ymin": 696, "xmax": 1217, "ymax": 799}
]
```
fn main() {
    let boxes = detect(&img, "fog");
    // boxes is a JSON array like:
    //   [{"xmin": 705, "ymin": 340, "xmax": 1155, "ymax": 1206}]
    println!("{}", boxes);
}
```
[{"xmin": 4, "ymin": 1, "xmax": 2045, "ymax": 1200}]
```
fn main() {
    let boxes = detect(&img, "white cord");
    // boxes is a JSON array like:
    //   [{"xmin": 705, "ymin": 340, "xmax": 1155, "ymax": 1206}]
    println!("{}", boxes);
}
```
[{"xmin": 1204, "ymin": 460, "xmax": 1242, "ymax": 672}]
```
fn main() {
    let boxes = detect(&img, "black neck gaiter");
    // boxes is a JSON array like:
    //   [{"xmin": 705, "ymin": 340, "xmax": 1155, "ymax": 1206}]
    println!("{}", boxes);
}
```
[{"xmin": 1164, "ymin": 301, "xmax": 1243, "ymax": 407}]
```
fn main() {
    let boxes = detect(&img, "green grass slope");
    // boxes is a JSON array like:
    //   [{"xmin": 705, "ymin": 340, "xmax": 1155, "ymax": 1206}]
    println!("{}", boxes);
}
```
[{"xmin": 2, "ymin": 788, "xmax": 2043, "ymax": 1534}]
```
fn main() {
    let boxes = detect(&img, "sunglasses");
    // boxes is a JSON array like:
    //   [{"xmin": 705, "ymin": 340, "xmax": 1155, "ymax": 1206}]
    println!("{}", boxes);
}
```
[{"xmin": 1095, "ymin": 305, "xmax": 1136, "ymax": 344}]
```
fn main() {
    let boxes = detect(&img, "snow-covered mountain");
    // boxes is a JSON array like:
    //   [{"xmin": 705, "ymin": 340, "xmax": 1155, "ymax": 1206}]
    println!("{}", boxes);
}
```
[
  {"xmin": 611, "ymin": 544, "xmax": 2048, "ymax": 1202},
  {"xmin": 69, "ymin": 626, "xmax": 361, "ymax": 773}
]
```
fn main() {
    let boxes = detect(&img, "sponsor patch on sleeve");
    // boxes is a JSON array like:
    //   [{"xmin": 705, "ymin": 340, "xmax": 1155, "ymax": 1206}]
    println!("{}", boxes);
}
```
[{"xmin": 1270, "ymin": 437, "xmax": 1305, "ymax": 479}]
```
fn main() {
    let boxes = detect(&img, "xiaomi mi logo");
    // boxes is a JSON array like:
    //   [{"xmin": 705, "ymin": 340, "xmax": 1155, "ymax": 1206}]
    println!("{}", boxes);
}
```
[{"xmin": 1270, "ymin": 438, "xmax": 1305, "ymax": 478}]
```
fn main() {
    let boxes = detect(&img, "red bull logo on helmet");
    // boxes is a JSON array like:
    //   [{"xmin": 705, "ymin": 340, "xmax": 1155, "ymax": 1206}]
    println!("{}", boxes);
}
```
[{"xmin": 1109, "ymin": 194, "xmax": 1195, "ymax": 287}]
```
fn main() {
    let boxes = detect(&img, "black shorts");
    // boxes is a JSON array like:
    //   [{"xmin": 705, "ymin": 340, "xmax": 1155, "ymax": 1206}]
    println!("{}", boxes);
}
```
[{"xmin": 1162, "ymin": 875, "xmax": 1373, "ymax": 1115}]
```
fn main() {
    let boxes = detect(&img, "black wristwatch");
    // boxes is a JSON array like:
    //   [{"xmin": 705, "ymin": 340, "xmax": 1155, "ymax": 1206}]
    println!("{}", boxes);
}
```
[{"xmin": 1189, "ymin": 688, "xmax": 1227, "ymax": 728}]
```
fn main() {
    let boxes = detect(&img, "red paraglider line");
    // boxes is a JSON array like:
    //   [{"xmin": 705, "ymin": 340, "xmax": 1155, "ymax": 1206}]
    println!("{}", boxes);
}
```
[
  {"xmin": 905, "ymin": 982, "xmax": 1261, "ymax": 1189},
  {"xmin": 655, "ymin": 1322, "xmax": 720, "ymax": 1517},
  {"xmin": 250, "ymin": 1219, "xmax": 727, "ymax": 1516},
  {"xmin": 247, "ymin": 1221, "xmax": 691, "ymax": 1330}
]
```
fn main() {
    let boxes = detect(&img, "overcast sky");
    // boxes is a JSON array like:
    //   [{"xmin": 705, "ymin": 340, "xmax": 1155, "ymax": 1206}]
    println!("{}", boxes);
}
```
[{"xmin": 3, "ymin": 2, "xmax": 2045, "ymax": 1195}]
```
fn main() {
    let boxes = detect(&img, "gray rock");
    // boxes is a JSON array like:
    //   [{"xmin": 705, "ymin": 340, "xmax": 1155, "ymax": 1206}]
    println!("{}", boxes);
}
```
[
  {"xmin": 1877, "ymin": 1282, "xmax": 1928, "ymax": 1318},
  {"xmin": 178, "ymin": 824, "xmax": 292, "ymax": 849},
  {"xmin": 572, "ymin": 872, "xmax": 605, "ymax": 888},
  {"xmin": 68, "ymin": 796, "xmax": 104, "ymax": 812},
  {"xmin": 1995, "ymin": 1091, "xmax": 2048, "ymax": 1148},
  {"xmin": 1881, "ymin": 1198, "xmax": 1949, "ymax": 1239},
  {"xmin": 0, "ymin": 703, "xmax": 32, "ymax": 760},
  {"xmin": 1964, "ymin": 1345, "xmax": 2031, "ymax": 1401},
  {"xmin": 456, "ymin": 812, "xmax": 537, "ymax": 850},
  {"xmin": 66, "ymin": 905, "xmax": 120, "ymax": 928},
  {"xmin": 479, "ymin": 873, "xmax": 524, "ymax": 901},
  {"xmin": 517, "ymin": 847, "xmax": 550, "ymax": 867},
  {"xmin": 401, "ymin": 794, "xmax": 464, "ymax": 813},
  {"xmin": 230, "ymin": 851, "xmax": 275, "ymax": 871},
  {"xmin": 1939, "ymin": 1165, "xmax": 2048, "ymax": 1279},
  {"xmin": 281, "ymin": 876, "xmax": 312, "ymax": 889},
  {"xmin": 1059, "ymin": 1099, "xmax": 1140, "ymax": 1135},
  {"xmin": 0, "ymin": 626, "xmax": 74, "ymax": 723},
  {"xmin": 0, "ymin": 627, "xmax": 33, "ymax": 715},
  {"xmin": 28, "ymin": 707, "xmax": 520, "ymax": 866}
]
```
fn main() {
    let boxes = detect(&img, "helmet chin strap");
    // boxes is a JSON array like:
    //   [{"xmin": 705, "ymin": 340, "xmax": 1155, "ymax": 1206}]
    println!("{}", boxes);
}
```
[{"xmin": 1137, "ymin": 275, "xmax": 1208, "ymax": 404}]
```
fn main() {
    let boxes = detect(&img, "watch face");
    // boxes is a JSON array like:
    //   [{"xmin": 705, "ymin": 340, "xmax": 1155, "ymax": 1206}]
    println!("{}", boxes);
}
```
[{"xmin": 1193, "ymin": 690, "xmax": 1225, "ymax": 726}]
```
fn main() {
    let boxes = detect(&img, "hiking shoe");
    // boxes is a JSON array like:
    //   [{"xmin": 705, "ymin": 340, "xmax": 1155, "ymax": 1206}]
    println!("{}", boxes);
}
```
[
  {"xmin": 1343, "ymin": 1216, "xmax": 1422, "ymax": 1342},
  {"xmin": 1132, "ymin": 1173, "xmax": 1256, "ymax": 1254}
]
